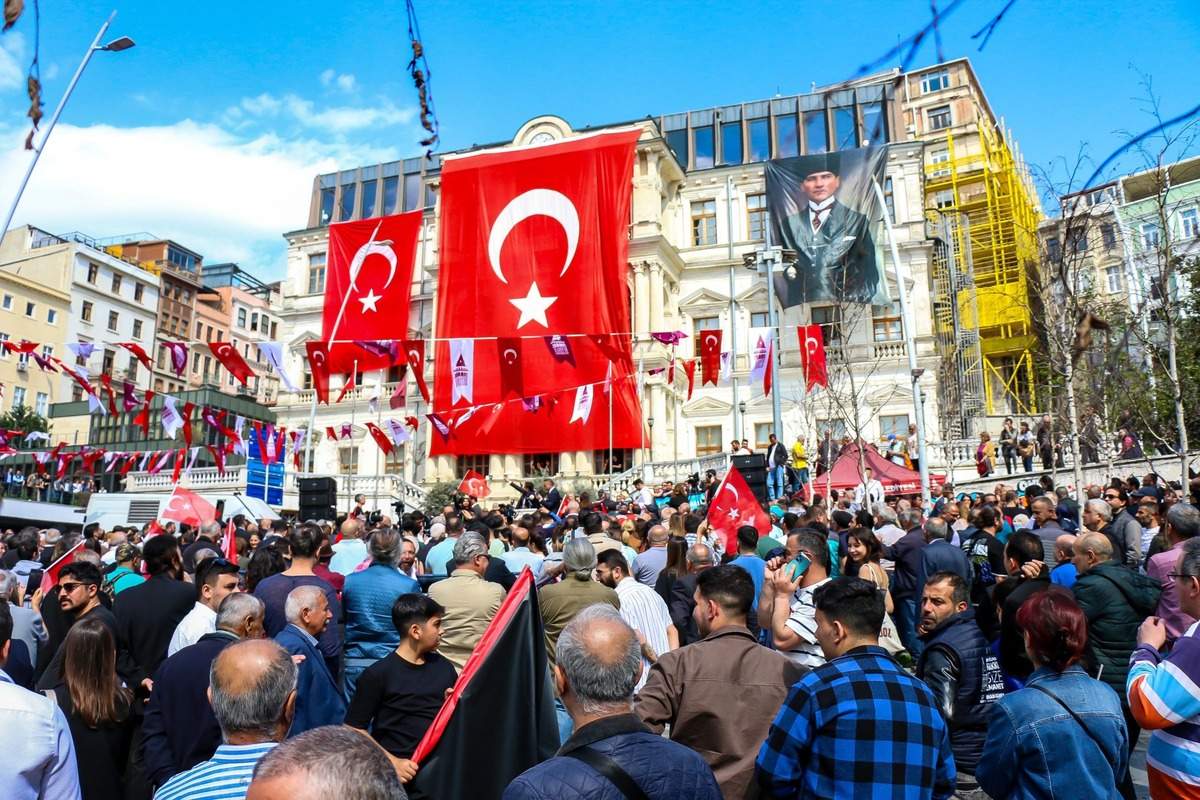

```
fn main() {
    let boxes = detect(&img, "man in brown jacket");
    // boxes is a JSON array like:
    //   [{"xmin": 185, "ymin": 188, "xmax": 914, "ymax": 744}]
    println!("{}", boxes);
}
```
[{"xmin": 636, "ymin": 565, "xmax": 805, "ymax": 799}]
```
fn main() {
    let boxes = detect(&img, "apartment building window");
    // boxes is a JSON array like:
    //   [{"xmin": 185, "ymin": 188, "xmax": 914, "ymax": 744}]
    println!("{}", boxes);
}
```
[
  {"xmin": 86, "ymin": 263, "xmax": 99, "ymax": 283},
  {"xmin": 691, "ymin": 200, "xmax": 717, "ymax": 246},
  {"xmin": 861, "ymin": 100, "xmax": 886, "ymax": 145},
  {"xmin": 382, "ymin": 176, "xmax": 399, "ymax": 215},
  {"xmin": 339, "ymin": 182, "xmax": 357, "ymax": 221},
  {"xmin": 339, "ymin": 447, "xmax": 359, "ymax": 474},
  {"xmin": 879, "ymin": 414, "xmax": 909, "ymax": 438},
  {"xmin": 308, "ymin": 253, "xmax": 327, "ymax": 294},
  {"xmin": 12, "ymin": 387, "xmax": 25, "ymax": 409},
  {"xmin": 270, "ymin": 321, "xmax": 278, "ymax": 338},
  {"xmin": 934, "ymin": 189, "xmax": 956, "ymax": 209},
  {"xmin": 192, "ymin": 353, "xmax": 200, "ymax": 372},
  {"xmin": 0, "ymin": 333, "xmax": 9, "ymax": 358},
  {"xmin": 1141, "ymin": 222, "xmax": 1160, "ymax": 249},
  {"xmin": 111, "ymin": 274, "xmax": 122, "ymax": 294},
  {"xmin": 746, "ymin": 193, "xmax": 768, "ymax": 241},
  {"xmin": 102, "ymin": 349, "xmax": 114, "ymax": 374},
  {"xmin": 361, "ymin": 179, "xmax": 377, "ymax": 218},
  {"xmin": 1, "ymin": 295, "xmax": 10, "ymax": 311},
  {"xmin": 206, "ymin": 325, "xmax": 214, "ymax": 341},
  {"xmin": 132, "ymin": 320, "xmax": 143, "ymax": 339},
  {"xmin": 24, "ymin": 301, "xmax": 35, "ymax": 318},
  {"xmin": 930, "ymin": 148, "xmax": 950, "ymax": 177},
  {"xmin": 1045, "ymin": 237, "xmax": 1062, "ymax": 263},
  {"xmin": 920, "ymin": 69, "xmax": 950, "ymax": 94},
  {"xmin": 693, "ymin": 315, "xmax": 720, "ymax": 356},
  {"xmin": 237, "ymin": 308, "xmax": 247, "ymax": 328},
  {"xmin": 75, "ymin": 344, "xmax": 87, "ymax": 366},
  {"xmin": 72, "ymin": 385, "xmax": 83, "ymax": 402},
  {"xmin": 127, "ymin": 355, "xmax": 139, "ymax": 375},
  {"xmin": 812, "ymin": 305, "xmax": 843, "ymax": 344},
  {"xmin": 872, "ymin": 301, "xmax": 903, "ymax": 342},
  {"xmin": 319, "ymin": 186, "xmax": 335, "ymax": 224},
  {"xmin": 134, "ymin": 282, "xmax": 144, "ymax": 301},
  {"xmin": 46, "ymin": 309, "xmax": 57, "ymax": 324},
  {"xmin": 775, "ymin": 115, "xmax": 798, "ymax": 158},
  {"xmin": 750, "ymin": 311, "xmax": 770, "ymax": 329},
  {"xmin": 803, "ymin": 110, "xmax": 827, "ymax": 154},
  {"xmin": 692, "ymin": 124, "xmax": 715, "ymax": 169},
  {"xmin": 156, "ymin": 347, "xmax": 167, "ymax": 370},
  {"xmin": 107, "ymin": 310, "xmax": 119, "ymax": 332},
  {"xmin": 927, "ymin": 105, "xmax": 952, "ymax": 131},
  {"xmin": 665, "ymin": 128, "xmax": 688, "ymax": 168},
  {"xmin": 721, "ymin": 120, "xmax": 742, "ymax": 165},
  {"xmin": 521, "ymin": 453, "xmax": 558, "ymax": 477},
  {"xmin": 695, "ymin": 425, "xmax": 723, "ymax": 456},
  {"xmin": 747, "ymin": 117, "xmax": 770, "ymax": 162},
  {"xmin": 833, "ymin": 106, "xmax": 857, "ymax": 150},
  {"xmin": 1181, "ymin": 208, "xmax": 1200, "ymax": 239},
  {"xmin": 251, "ymin": 313, "xmax": 260, "ymax": 332},
  {"xmin": 404, "ymin": 173, "xmax": 421, "ymax": 212},
  {"xmin": 754, "ymin": 422, "xmax": 773, "ymax": 451},
  {"xmin": 41, "ymin": 345, "xmax": 52, "ymax": 362},
  {"xmin": 1101, "ymin": 223, "xmax": 1117, "ymax": 249},
  {"xmin": 1106, "ymin": 265, "xmax": 1124, "ymax": 294},
  {"xmin": 1068, "ymin": 227, "xmax": 1089, "ymax": 253},
  {"xmin": 195, "ymin": 321, "xmax": 203, "ymax": 338}
]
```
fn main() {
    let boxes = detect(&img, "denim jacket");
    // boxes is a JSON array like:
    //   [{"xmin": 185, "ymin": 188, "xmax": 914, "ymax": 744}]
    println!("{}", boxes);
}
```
[{"xmin": 975, "ymin": 665, "xmax": 1128, "ymax": 799}]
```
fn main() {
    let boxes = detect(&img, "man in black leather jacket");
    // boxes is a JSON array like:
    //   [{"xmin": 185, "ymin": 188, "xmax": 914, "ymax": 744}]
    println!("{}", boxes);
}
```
[{"xmin": 916, "ymin": 571, "xmax": 1005, "ymax": 800}]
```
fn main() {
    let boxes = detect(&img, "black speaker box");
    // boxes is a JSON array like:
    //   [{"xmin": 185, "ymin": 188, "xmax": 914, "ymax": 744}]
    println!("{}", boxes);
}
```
[{"xmin": 299, "ymin": 504, "xmax": 337, "ymax": 522}]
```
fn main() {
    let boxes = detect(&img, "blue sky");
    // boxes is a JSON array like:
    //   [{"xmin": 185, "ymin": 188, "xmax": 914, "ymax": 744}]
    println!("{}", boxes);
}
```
[{"xmin": 1, "ymin": 0, "xmax": 1197, "ymax": 279}]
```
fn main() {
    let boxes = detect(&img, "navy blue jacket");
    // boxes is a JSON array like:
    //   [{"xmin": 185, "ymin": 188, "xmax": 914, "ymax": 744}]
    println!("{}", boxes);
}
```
[
  {"xmin": 883, "ymin": 528, "xmax": 927, "ymax": 600},
  {"xmin": 140, "ymin": 630, "xmax": 237, "ymax": 789},
  {"xmin": 917, "ymin": 539, "xmax": 973, "ymax": 595},
  {"xmin": 276, "ymin": 624, "xmax": 346, "ymax": 735},
  {"xmin": 503, "ymin": 714, "xmax": 720, "ymax": 800}
]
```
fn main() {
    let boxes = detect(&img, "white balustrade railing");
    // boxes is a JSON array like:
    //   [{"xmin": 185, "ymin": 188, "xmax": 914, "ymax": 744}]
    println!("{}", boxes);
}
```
[{"xmin": 124, "ymin": 466, "xmax": 249, "ymax": 493}]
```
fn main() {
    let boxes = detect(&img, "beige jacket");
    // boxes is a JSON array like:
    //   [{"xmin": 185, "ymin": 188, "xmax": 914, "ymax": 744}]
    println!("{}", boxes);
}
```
[{"xmin": 428, "ymin": 569, "xmax": 505, "ymax": 671}]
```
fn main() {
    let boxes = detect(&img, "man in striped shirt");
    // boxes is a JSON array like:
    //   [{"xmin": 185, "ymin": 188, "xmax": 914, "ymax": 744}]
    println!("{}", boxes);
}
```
[
  {"xmin": 1127, "ymin": 536, "xmax": 1200, "ymax": 799},
  {"xmin": 155, "ymin": 639, "xmax": 297, "ymax": 800},
  {"xmin": 596, "ymin": 550, "xmax": 678, "ymax": 692}
]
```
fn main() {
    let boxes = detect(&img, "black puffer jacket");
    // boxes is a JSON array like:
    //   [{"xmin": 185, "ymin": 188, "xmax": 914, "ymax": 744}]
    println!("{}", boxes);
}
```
[{"xmin": 1072, "ymin": 561, "xmax": 1161, "ymax": 697}]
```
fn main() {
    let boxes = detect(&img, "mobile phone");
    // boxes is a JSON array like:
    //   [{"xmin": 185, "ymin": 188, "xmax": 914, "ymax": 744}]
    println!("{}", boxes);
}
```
[{"xmin": 786, "ymin": 554, "xmax": 811, "ymax": 581}]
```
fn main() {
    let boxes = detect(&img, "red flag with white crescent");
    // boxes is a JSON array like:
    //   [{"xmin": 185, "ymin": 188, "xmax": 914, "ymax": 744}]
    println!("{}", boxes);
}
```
[
  {"xmin": 209, "ymin": 341, "xmax": 255, "ymax": 386},
  {"xmin": 222, "ymin": 517, "xmax": 238, "ymax": 562},
  {"xmin": 160, "ymin": 486, "xmax": 217, "ymax": 528},
  {"xmin": 699, "ymin": 329, "xmax": 722, "ymax": 386},
  {"xmin": 798, "ymin": 324, "xmax": 828, "ymax": 390},
  {"xmin": 684, "ymin": 359, "xmax": 696, "ymax": 400},
  {"xmin": 40, "ymin": 539, "xmax": 86, "ymax": 593},
  {"xmin": 457, "ymin": 469, "xmax": 491, "ymax": 498},
  {"xmin": 705, "ymin": 466, "xmax": 771, "ymax": 554},
  {"xmin": 431, "ymin": 129, "xmax": 643, "ymax": 455},
  {"xmin": 404, "ymin": 340, "xmax": 430, "ymax": 403},
  {"xmin": 305, "ymin": 341, "xmax": 332, "ymax": 404},
  {"xmin": 322, "ymin": 212, "xmax": 422, "ymax": 374},
  {"xmin": 365, "ymin": 422, "xmax": 394, "ymax": 455}
]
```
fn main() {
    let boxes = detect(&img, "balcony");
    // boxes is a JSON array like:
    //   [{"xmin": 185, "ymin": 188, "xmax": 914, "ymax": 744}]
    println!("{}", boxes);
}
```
[
  {"xmin": 287, "ymin": 472, "xmax": 428, "ymax": 510},
  {"xmin": 125, "ymin": 466, "xmax": 248, "ymax": 492}
]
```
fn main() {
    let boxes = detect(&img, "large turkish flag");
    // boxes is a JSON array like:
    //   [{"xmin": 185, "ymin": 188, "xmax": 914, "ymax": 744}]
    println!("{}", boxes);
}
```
[
  {"xmin": 431, "ymin": 129, "xmax": 644, "ymax": 455},
  {"xmin": 705, "ymin": 467, "xmax": 771, "ymax": 554},
  {"xmin": 321, "ymin": 211, "xmax": 422, "ymax": 374}
]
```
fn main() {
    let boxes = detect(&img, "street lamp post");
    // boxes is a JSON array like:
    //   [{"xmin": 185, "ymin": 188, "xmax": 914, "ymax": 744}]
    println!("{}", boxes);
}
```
[
  {"xmin": 1, "ymin": 11, "xmax": 135, "ymax": 237},
  {"xmin": 745, "ymin": 247, "xmax": 795, "ymax": 444}
]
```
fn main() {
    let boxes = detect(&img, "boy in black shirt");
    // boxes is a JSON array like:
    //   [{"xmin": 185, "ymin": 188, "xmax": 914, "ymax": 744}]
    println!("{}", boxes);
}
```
[{"xmin": 345, "ymin": 593, "xmax": 457, "ymax": 784}]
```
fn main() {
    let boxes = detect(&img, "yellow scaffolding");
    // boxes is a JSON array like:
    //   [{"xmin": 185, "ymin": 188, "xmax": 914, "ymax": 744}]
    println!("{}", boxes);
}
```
[{"xmin": 925, "ymin": 122, "xmax": 1043, "ymax": 418}]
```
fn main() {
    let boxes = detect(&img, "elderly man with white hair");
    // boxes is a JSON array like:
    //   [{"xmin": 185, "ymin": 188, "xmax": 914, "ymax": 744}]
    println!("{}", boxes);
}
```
[
  {"xmin": 275, "ymin": 585, "xmax": 345, "ymax": 735},
  {"xmin": 428, "ymin": 532, "xmax": 506, "ymax": 672}
]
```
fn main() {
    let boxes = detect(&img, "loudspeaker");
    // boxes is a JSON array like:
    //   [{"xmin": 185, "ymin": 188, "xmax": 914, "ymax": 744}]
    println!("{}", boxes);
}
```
[
  {"xmin": 730, "ymin": 454, "xmax": 769, "ymax": 505},
  {"xmin": 299, "ymin": 477, "xmax": 337, "ymax": 517},
  {"xmin": 299, "ymin": 504, "xmax": 337, "ymax": 523}
]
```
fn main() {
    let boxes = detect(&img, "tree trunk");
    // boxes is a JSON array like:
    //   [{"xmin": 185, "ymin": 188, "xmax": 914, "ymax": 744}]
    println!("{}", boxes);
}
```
[
  {"xmin": 1063, "ymin": 356, "xmax": 1086, "ymax": 526},
  {"xmin": 1166, "ymin": 313, "xmax": 1189, "ymax": 486}
]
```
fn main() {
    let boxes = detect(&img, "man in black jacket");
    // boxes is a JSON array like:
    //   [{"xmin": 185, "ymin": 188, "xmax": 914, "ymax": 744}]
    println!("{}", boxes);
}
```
[
  {"xmin": 917, "ymin": 571, "xmax": 1004, "ymax": 798},
  {"xmin": 35, "ymin": 558, "xmax": 122, "ymax": 690},
  {"xmin": 669, "ymin": 543, "xmax": 715, "ymax": 645},
  {"xmin": 993, "ymin": 530, "xmax": 1050, "ymax": 684},
  {"xmin": 140, "ymin": 592, "xmax": 265, "ymax": 790},
  {"xmin": 883, "ymin": 508, "xmax": 927, "ymax": 657},
  {"xmin": 115, "ymin": 535, "xmax": 196, "ymax": 696}
]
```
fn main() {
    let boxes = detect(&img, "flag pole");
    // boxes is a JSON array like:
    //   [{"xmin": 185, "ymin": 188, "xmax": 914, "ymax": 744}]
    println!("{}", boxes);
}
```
[
  {"xmin": 347, "ymin": 359, "xmax": 358, "ymax": 516},
  {"xmin": 304, "ymin": 377, "xmax": 317, "ymax": 474},
  {"xmin": 375, "ymin": 368, "xmax": 384, "ymax": 516}
]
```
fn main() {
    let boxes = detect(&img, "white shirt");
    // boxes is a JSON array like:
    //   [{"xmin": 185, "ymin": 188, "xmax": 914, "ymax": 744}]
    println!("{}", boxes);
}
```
[
  {"xmin": 808, "ymin": 197, "xmax": 836, "ymax": 230},
  {"xmin": 853, "ymin": 480, "xmax": 885, "ymax": 510},
  {"xmin": 614, "ymin": 577, "xmax": 673, "ymax": 692},
  {"xmin": 784, "ymin": 577, "xmax": 832, "ymax": 669},
  {"xmin": 635, "ymin": 487, "xmax": 654, "ymax": 507},
  {"xmin": 167, "ymin": 602, "xmax": 217, "ymax": 657},
  {"xmin": 0, "ymin": 669, "xmax": 81, "ymax": 800},
  {"xmin": 874, "ymin": 523, "xmax": 907, "ymax": 571}
]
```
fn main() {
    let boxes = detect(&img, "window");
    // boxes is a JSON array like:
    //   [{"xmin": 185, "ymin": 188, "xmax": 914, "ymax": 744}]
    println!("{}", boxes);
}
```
[
  {"xmin": 102, "ymin": 349, "xmax": 114, "ymax": 374},
  {"xmin": 747, "ymin": 118, "xmax": 770, "ymax": 162},
  {"xmin": 107, "ymin": 310, "xmax": 119, "ymax": 331},
  {"xmin": 1068, "ymin": 226, "xmax": 1089, "ymax": 253},
  {"xmin": 1141, "ymin": 222, "xmax": 1161, "ymax": 250},
  {"xmin": 111, "ymin": 274, "xmax": 122, "ymax": 293},
  {"xmin": 382, "ymin": 175, "xmax": 399, "ymax": 214},
  {"xmin": 861, "ymin": 100, "xmax": 886, "ymax": 145},
  {"xmin": 206, "ymin": 325, "xmax": 214, "ymax": 341},
  {"xmin": 0, "ymin": 295, "xmax": 10, "ymax": 311},
  {"xmin": 927, "ymin": 105, "xmax": 952, "ymax": 131},
  {"xmin": 132, "ymin": 319, "xmax": 143, "ymax": 339},
  {"xmin": 24, "ymin": 301, "xmax": 34, "ymax": 318},
  {"xmin": 879, "ymin": 414, "xmax": 909, "ymax": 439},
  {"xmin": 833, "ymin": 106, "xmax": 857, "ymax": 150},
  {"xmin": 1101, "ymin": 223, "xmax": 1117, "ymax": 249},
  {"xmin": 692, "ymin": 125, "xmax": 714, "ymax": 169},
  {"xmin": 720, "ymin": 121, "xmax": 742, "ymax": 165},
  {"xmin": 812, "ymin": 305, "xmax": 843, "ymax": 344},
  {"xmin": 46, "ymin": 309, "xmax": 56, "ymax": 324},
  {"xmin": 41, "ymin": 345, "xmax": 52, "ymax": 361},
  {"xmin": 1045, "ymin": 237, "xmax": 1062, "ymax": 263},
  {"xmin": 308, "ymin": 253, "xmax": 327, "ymax": 295},
  {"xmin": 872, "ymin": 301, "xmax": 903, "ymax": 342},
  {"xmin": 665, "ymin": 128, "xmax": 688, "ymax": 168},
  {"xmin": 920, "ymin": 69, "xmax": 950, "ymax": 93},
  {"xmin": 750, "ymin": 311, "xmax": 770, "ymax": 329},
  {"xmin": 1106, "ymin": 265, "xmax": 1124, "ymax": 294},
  {"xmin": 693, "ymin": 315, "xmax": 720, "ymax": 356},
  {"xmin": 384, "ymin": 447, "xmax": 407, "ymax": 475},
  {"xmin": 202, "ymin": 355, "xmax": 212, "ymax": 381},
  {"xmin": 0, "ymin": 332, "xmax": 9, "ymax": 358},
  {"xmin": 933, "ymin": 189, "xmax": 956, "ymax": 209},
  {"xmin": 72, "ymin": 385, "xmax": 82, "ymax": 402},
  {"xmin": 404, "ymin": 173, "xmax": 421, "ymax": 212},
  {"xmin": 459, "ymin": 454, "xmax": 491, "ymax": 477},
  {"xmin": 424, "ymin": 181, "xmax": 438, "ymax": 209},
  {"xmin": 930, "ymin": 148, "xmax": 950, "ymax": 177},
  {"xmin": 803, "ymin": 110, "xmax": 826, "ymax": 154},
  {"xmin": 691, "ymin": 200, "xmax": 717, "ymax": 246},
  {"xmin": 192, "ymin": 353, "xmax": 201, "ymax": 372},
  {"xmin": 883, "ymin": 176, "xmax": 895, "ymax": 221},
  {"xmin": 816, "ymin": 418, "xmax": 848, "ymax": 441},
  {"xmin": 75, "ymin": 344, "xmax": 87, "ymax": 366},
  {"xmin": 86, "ymin": 263, "xmax": 99, "ymax": 283},
  {"xmin": 360, "ymin": 179, "xmax": 377, "ymax": 218},
  {"xmin": 695, "ymin": 425, "xmax": 723, "ymax": 456},
  {"xmin": 774, "ymin": 115, "xmax": 798, "ymax": 158},
  {"xmin": 338, "ymin": 447, "xmax": 359, "ymax": 473},
  {"xmin": 134, "ymin": 282, "xmax": 144, "ymax": 302},
  {"xmin": 1182, "ymin": 208, "xmax": 1200, "ymax": 239},
  {"xmin": 754, "ymin": 422, "xmax": 773, "ymax": 451},
  {"xmin": 237, "ymin": 308, "xmax": 248, "ymax": 328},
  {"xmin": 746, "ymin": 193, "xmax": 768, "ymax": 241},
  {"xmin": 339, "ymin": 182, "xmax": 357, "ymax": 221},
  {"xmin": 127, "ymin": 354, "xmax": 138, "ymax": 375},
  {"xmin": 12, "ymin": 387, "xmax": 25, "ymax": 409},
  {"xmin": 319, "ymin": 187, "xmax": 335, "ymax": 224},
  {"xmin": 250, "ymin": 312, "xmax": 259, "ymax": 332},
  {"xmin": 521, "ymin": 453, "xmax": 558, "ymax": 477}
]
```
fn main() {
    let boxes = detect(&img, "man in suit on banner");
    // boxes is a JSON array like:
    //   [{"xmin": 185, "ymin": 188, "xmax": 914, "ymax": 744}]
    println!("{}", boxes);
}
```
[{"xmin": 774, "ymin": 151, "xmax": 880, "ymax": 306}]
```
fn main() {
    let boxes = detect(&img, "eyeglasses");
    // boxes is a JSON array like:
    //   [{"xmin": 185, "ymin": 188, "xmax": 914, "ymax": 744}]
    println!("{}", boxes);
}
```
[
  {"xmin": 1104, "ymin": 494, "xmax": 1120, "ymax": 500},
  {"xmin": 1168, "ymin": 572, "xmax": 1198, "ymax": 582},
  {"xmin": 58, "ymin": 581, "xmax": 88, "ymax": 593}
]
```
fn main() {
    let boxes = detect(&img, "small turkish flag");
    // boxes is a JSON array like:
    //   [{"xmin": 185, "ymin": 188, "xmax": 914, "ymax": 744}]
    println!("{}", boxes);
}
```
[
  {"xmin": 798, "ymin": 324, "xmax": 828, "ymax": 391},
  {"xmin": 390, "ymin": 365, "xmax": 408, "ymax": 410},
  {"xmin": 365, "ymin": 422, "xmax": 394, "ymax": 455},
  {"xmin": 323, "ymin": 212, "xmax": 422, "ymax": 374},
  {"xmin": 458, "ymin": 469, "xmax": 491, "ymax": 498},
  {"xmin": 325, "ymin": 425, "xmax": 338, "ymax": 441},
  {"xmin": 117, "ymin": 342, "xmax": 153, "ymax": 372},
  {"xmin": 210, "ymin": 341, "xmax": 255, "ymax": 386},
  {"xmin": 40, "ymin": 539, "xmax": 86, "ymax": 593},
  {"xmin": 699, "ymin": 329, "xmax": 722, "ymax": 386},
  {"xmin": 705, "ymin": 466, "xmax": 771, "ymax": 555},
  {"xmin": 306, "ymin": 341, "xmax": 332, "ymax": 404},
  {"xmin": 404, "ymin": 339, "xmax": 430, "ymax": 403},
  {"xmin": 497, "ymin": 337, "xmax": 524, "ymax": 398},
  {"xmin": 222, "ymin": 518, "xmax": 238, "ymax": 562},
  {"xmin": 161, "ymin": 486, "xmax": 217, "ymax": 528},
  {"xmin": 684, "ymin": 359, "xmax": 696, "ymax": 400}
]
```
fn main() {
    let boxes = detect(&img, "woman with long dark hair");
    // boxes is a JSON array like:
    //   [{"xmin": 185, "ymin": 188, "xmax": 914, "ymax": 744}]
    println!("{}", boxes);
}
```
[
  {"xmin": 653, "ymin": 538, "xmax": 689, "ymax": 607},
  {"xmin": 842, "ymin": 527, "xmax": 893, "ymax": 614},
  {"xmin": 245, "ymin": 544, "xmax": 287, "ymax": 593},
  {"xmin": 52, "ymin": 617, "xmax": 133, "ymax": 800}
]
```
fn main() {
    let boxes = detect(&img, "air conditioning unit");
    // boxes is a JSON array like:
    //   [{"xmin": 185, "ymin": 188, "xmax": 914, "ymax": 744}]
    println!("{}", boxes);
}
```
[{"xmin": 16, "ymin": 360, "xmax": 27, "ymax": 372}]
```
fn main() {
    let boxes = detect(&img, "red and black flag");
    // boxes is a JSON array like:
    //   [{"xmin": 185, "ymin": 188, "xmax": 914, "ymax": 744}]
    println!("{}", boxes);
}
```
[{"xmin": 408, "ymin": 568, "xmax": 558, "ymax": 799}]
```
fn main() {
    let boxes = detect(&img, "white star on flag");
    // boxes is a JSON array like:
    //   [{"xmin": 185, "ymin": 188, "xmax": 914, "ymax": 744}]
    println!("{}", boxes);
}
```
[
  {"xmin": 359, "ymin": 289, "xmax": 382, "ymax": 313},
  {"xmin": 509, "ymin": 282, "xmax": 557, "ymax": 329}
]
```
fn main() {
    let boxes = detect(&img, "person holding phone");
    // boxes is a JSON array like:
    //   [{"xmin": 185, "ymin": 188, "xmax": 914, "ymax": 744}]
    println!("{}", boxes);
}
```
[{"xmin": 758, "ymin": 530, "xmax": 832, "ymax": 669}]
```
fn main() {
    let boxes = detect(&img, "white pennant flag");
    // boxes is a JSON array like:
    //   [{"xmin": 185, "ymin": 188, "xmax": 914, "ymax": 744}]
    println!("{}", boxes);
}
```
[
  {"xmin": 570, "ymin": 383, "xmax": 594, "ymax": 425},
  {"xmin": 87, "ymin": 389, "xmax": 107, "ymax": 416},
  {"xmin": 185, "ymin": 446, "xmax": 200, "ymax": 475},
  {"xmin": 720, "ymin": 351, "xmax": 732, "ymax": 381},
  {"xmin": 749, "ymin": 328, "xmax": 770, "ymax": 385},
  {"xmin": 105, "ymin": 452, "xmax": 119, "ymax": 473},
  {"xmin": 385, "ymin": 418, "xmax": 411, "ymax": 446},
  {"xmin": 258, "ymin": 342, "xmax": 299, "ymax": 393},
  {"xmin": 449, "ymin": 338, "xmax": 474, "ymax": 404},
  {"xmin": 232, "ymin": 416, "xmax": 248, "ymax": 457},
  {"xmin": 24, "ymin": 431, "xmax": 50, "ymax": 444},
  {"xmin": 161, "ymin": 396, "xmax": 184, "ymax": 440}
]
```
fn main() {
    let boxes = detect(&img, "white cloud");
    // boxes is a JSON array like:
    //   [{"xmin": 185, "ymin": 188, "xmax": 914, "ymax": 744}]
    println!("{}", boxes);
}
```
[
  {"xmin": 0, "ymin": 120, "xmax": 401, "ymax": 279},
  {"xmin": 319, "ymin": 69, "xmax": 356, "ymax": 93},
  {"xmin": 0, "ymin": 32, "xmax": 26, "ymax": 92},
  {"xmin": 229, "ymin": 91, "xmax": 412, "ymax": 135}
]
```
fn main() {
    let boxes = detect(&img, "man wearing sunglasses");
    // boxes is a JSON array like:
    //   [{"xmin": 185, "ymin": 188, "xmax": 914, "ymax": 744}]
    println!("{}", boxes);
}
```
[
  {"xmin": 167, "ymin": 557, "xmax": 242, "ymax": 657},
  {"xmin": 36, "ymin": 560, "xmax": 120, "ymax": 690}
]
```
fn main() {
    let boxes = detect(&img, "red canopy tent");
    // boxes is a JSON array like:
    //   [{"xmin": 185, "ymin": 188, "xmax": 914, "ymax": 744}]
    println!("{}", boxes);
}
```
[{"xmin": 818, "ymin": 442, "xmax": 945, "ymax": 495}]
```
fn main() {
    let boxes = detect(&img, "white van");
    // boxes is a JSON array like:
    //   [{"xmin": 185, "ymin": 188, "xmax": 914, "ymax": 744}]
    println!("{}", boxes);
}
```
[{"xmin": 84, "ymin": 492, "xmax": 281, "ymax": 530}]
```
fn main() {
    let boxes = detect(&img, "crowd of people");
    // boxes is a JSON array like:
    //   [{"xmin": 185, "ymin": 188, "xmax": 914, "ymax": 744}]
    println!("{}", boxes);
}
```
[{"xmin": 0, "ymin": 465, "xmax": 1198, "ymax": 799}]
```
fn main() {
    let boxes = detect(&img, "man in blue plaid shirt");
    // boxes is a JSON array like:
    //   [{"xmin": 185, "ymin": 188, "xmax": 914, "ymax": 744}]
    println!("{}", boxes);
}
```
[{"xmin": 755, "ymin": 577, "xmax": 956, "ymax": 799}]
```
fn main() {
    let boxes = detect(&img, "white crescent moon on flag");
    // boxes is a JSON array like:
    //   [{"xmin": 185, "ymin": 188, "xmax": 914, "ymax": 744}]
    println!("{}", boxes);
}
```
[
  {"xmin": 348, "ymin": 220, "xmax": 398, "ymax": 292},
  {"xmin": 704, "ymin": 333, "xmax": 718, "ymax": 350},
  {"xmin": 407, "ymin": 349, "xmax": 420, "ymax": 364},
  {"xmin": 487, "ymin": 189, "xmax": 579, "ymax": 285},
  {"xmin": 503, "ymin": 348, "xmax": 518, "ymax": 363},
  {"xmin": 723, "ymin": 481, "xmax": 739, "ymax": 502},
  {"xmin": 310, "ymin": 349, "xmax": 325, "ymax": 367}
]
